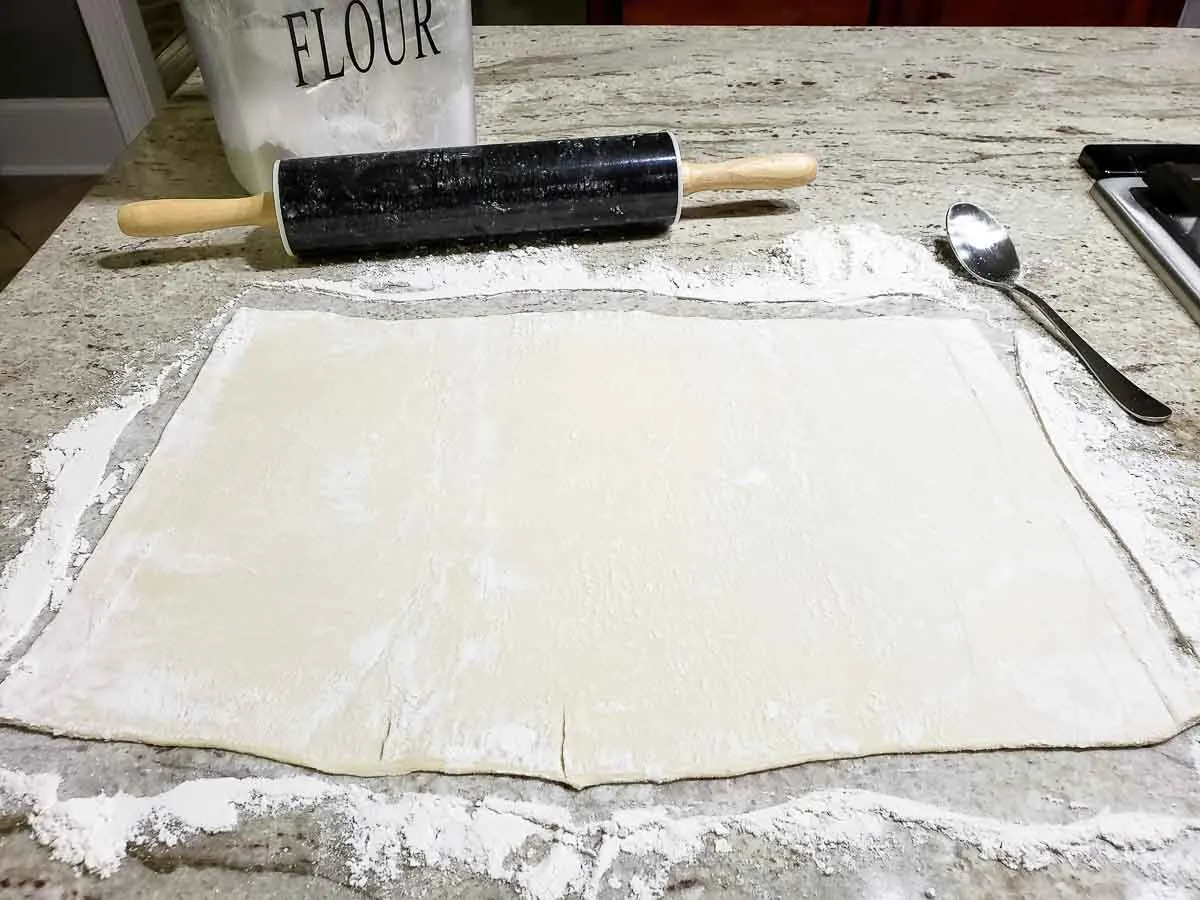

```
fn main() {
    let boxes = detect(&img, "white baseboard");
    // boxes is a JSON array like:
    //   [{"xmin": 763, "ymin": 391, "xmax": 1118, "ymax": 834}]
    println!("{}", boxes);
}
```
[{"xmin": 0, "ymin": 98, "xmax": 127, "ymax": 176}]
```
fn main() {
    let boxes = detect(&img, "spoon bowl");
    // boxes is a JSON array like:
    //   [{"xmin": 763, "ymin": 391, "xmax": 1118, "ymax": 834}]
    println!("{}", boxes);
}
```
[
  {"xmin": 943, "ymin": 202, "xmax": 1171, "ymax": 425},
  {"xmin": 945, "ymin": 202, "xmax": 1023, "ymax": 286}
]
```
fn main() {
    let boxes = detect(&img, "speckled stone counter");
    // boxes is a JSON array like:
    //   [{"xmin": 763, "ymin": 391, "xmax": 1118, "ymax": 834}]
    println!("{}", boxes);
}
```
[{"xmin": 1, "ymin": 26, "xmax": 1199, "ymax": 898}]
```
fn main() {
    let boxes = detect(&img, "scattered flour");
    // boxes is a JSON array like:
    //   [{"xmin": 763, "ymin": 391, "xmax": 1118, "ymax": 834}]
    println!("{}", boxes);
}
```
[
  {"xmin": 0, "ymin": 307, "xmax": 238, "ymax": 661},
  {"xmin": 0, "ymin": 225, "xmax": 1197, "ymax": 895},
  {"xmin": 1, "ymin": 768, "xmax": 1198, "ymax": 897},
  {"xmin": 0, "ymin": 770, "xmax": 334, "ymax": 876},
  {"xmin": 0, "ymin": 389, "xmax": 156, "ymax": 659},
  {"xmin": 278, "ymin": 223, "xmax": 961, "ymax": 309},
  {"xmin": 1018, "ymin": 333, "xmax": 1200, "ymax": 651}
]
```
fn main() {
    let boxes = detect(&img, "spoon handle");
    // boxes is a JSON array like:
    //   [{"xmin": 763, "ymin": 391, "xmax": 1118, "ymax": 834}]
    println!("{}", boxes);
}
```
[{"xmin": 1008, "ymin": 283, "xmax": 1171, "ymax": 424}]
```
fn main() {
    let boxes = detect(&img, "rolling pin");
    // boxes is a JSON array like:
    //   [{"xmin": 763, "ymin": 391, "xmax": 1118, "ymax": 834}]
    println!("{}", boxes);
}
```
[{"xmin": 117, "ymin": 132, "xmax": 817, "ymax": 257}]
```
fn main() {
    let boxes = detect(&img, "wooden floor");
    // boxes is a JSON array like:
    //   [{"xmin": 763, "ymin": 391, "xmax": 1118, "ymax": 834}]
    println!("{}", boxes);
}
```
[{"xmin": 0, "ymin": 177, "xmax": 97, "ymax": 292}]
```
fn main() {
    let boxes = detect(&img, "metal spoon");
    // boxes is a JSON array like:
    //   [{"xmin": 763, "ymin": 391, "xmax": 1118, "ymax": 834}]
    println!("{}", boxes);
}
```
[{"xmin": 945, "ymin": 202, "xmax": 1171, "ymax": 425}]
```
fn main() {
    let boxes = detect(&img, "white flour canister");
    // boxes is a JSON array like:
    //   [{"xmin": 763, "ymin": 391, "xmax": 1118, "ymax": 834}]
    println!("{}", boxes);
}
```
[{"xmin": 181, "ymin": 0, "xmax": 475, "ymax": 193}]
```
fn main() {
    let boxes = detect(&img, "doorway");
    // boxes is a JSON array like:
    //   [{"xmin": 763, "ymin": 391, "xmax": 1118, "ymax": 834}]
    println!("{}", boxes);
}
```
[{"xmin": 137, "ymin": 0, "xmax": 197, "ymax": 95}]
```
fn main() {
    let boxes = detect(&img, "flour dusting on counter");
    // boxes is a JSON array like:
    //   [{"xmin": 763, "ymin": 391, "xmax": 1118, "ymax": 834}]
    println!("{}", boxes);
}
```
[
  {"xmin": 2, "ymin": 767, "xmax": 1199, "ymax": 897},
  {"xmin": 1019, "ymin": 333, "xmax": 1200, "ymax": 652},
  {"xmin": 0, "ymin": 309, "xmax": 240, "ymax": 662},
  {"xmin": 280, "ymin": 223, "xmax": 961, "ymax": 308},
  {"xmin": 0, "ymin": 391, "xmax": 154, "ymax": 660}
]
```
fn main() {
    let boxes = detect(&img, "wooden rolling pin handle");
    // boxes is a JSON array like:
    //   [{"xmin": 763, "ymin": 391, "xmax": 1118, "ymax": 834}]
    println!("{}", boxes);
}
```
[
  {"xmin": 116, "ymin": 194, "xmax": 279, "ymax": 237},
  {"xmin": 681, "ymin": 153, "xmax": 818, "ymax": 196}
]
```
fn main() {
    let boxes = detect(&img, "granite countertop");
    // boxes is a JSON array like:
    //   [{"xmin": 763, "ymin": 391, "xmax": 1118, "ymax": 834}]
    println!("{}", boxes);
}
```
[{"xmin": 2, "ymin": 25, "xmax": 1200, "ymax": 898}]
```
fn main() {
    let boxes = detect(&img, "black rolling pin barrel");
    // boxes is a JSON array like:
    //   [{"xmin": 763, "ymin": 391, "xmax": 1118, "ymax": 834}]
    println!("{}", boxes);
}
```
[
  {"xmin": 279, "ymin": 133, "xmax": 681, "ymax": 256},
  {"xmin": 116, "ymin": 132, "xmax": 818, "ymax": 257}
]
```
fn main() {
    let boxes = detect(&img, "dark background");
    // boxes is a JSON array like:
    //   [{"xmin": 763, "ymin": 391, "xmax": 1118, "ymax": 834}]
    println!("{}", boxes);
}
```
[{"xmin": 584, "ymin": 0, "xmax": 1186, "ymax": 25}]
